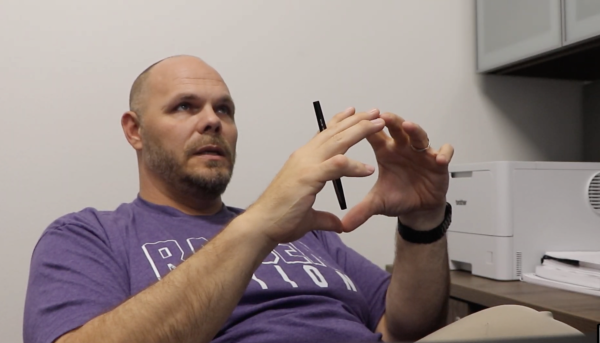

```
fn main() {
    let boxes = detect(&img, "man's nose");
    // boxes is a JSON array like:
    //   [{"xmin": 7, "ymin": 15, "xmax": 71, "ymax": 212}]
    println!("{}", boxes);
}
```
[{"xmin": 197, "ymin": 106, "xmax": 222, "ymax": 134}]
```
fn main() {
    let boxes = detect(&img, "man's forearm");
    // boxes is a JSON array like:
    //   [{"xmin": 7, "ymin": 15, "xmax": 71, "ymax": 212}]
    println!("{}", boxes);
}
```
[
  {"xmin": 383, "ymin": 232, "xmax": 450, "ymax": 342},
  {"xmin": 58, "ymin": 211, "xmax": 277, "ymax": 343}
]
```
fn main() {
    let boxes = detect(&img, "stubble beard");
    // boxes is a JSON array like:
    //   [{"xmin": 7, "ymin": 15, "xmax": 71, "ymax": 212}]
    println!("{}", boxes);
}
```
[{"xmin": 142, "ymin": 133, "xmax": 235, "ymax": 201}]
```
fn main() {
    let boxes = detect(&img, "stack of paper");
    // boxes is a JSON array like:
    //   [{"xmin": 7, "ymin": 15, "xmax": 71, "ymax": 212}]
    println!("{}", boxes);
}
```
[{"xmin": 522, "ymin": 251, "xmax": 600, "ymax": 297}]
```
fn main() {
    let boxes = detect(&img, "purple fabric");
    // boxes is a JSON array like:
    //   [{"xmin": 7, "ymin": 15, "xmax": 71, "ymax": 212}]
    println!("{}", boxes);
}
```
[{"xmin": 24, "ymin": 196, "xmax": 391, "ymax": 343}]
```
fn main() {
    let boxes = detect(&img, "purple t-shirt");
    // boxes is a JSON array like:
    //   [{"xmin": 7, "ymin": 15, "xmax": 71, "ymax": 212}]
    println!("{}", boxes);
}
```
[{"xmin": 24, "ymin": 196, "xmax": 391, "ymax": 343}]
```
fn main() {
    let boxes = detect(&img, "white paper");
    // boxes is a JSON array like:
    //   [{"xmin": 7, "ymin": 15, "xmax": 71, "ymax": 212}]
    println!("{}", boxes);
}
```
[
  {"xmin": 544, "ymin": 251, "xmax": 600, "ymax": 269},
  {"xmin": 522, "ymin": 273, "xmax": 600, "ymax": 297}
]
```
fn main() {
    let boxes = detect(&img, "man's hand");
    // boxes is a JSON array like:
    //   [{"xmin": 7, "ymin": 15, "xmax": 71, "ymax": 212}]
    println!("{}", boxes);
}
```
[
  {"xmin": 248, "ymin": 107, "xmax": 385, "ymax": 244},
  {"xmin": 342, "ymin": 112, "xmax": 454, "ymax": 232}
]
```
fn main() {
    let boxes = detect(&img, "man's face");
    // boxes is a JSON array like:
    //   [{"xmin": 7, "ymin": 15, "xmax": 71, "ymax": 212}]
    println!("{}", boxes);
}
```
[{"xmin": 138, "ymin": 57, "xmax": 238, "ymax": 199}]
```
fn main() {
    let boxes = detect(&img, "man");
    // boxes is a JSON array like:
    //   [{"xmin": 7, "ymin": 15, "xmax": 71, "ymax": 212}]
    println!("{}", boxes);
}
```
[{"xmin": 23, "ymin": 55, "xmax": 581, "ymax": 343}]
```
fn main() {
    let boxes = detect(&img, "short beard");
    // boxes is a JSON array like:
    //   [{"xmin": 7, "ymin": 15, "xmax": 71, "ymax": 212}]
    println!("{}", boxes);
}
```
[
  {"xmin": 142, "ymin": 133, "xmax": 235, "ymax": 200},
  {"xmin": 178, "ymin": 162, "xmax": 232, "ymax": 199}
]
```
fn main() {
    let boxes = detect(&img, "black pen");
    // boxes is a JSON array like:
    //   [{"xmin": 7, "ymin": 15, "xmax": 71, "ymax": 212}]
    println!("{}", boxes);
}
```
[{"xmin": 313, "ymin": 101, "xmax": 347, "ymax": 210}]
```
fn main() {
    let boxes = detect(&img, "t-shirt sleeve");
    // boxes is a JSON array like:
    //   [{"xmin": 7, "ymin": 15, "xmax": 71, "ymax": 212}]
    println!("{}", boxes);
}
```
[
  {"xmin": 315, "ymin": 231, "xmax": 391, "ymax": 332},
  {"xmin": 24, "ymin": 219, "xmax": 130, "ymax": 343}
]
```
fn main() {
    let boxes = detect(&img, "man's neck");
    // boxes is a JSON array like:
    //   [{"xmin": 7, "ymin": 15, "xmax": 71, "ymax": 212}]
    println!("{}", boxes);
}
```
[{"xmin": 139, "ymin": 176, "xmax": 224, "ymax": 216}]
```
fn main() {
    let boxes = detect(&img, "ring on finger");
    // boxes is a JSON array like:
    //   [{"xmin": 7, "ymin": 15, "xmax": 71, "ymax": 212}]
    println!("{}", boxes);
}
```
[{"xmin": 410, "ymin": 140, "xmax": 430, "ymax": 153}]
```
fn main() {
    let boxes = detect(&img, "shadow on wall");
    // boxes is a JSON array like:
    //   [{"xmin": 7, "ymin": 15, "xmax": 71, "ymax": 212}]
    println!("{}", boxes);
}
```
[{"xmin": 479, "ymin": 74, "xmax": 583, "ymax": 162}]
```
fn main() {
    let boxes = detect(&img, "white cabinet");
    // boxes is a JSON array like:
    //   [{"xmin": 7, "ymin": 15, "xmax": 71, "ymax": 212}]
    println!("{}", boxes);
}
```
[
  {"xmin": 477, "ymin": 0, "xmax": 562, "ymax": 72},
  {"xmin": 564, "ymin": 0, "xmax": 600, "ymax": 45}
]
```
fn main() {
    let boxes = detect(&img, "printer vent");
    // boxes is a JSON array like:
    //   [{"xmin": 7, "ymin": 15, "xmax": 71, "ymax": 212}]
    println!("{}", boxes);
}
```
[
  {"xmin": 588, "ymin": 173, "xmax": 600, "ymax": 213},
  {"xmin": 516, "ymin": 252, "xmax": 522, "ymax": 278}
]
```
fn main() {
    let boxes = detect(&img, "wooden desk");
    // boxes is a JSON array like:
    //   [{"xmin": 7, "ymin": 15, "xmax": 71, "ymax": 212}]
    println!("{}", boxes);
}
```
[
  {"xmin": 385, "ymin": 267, "xmax": 600, "ymax": 333},
  {"xmin": 449, "ymin": 270, "xmax": 600, "ymax": 333}
]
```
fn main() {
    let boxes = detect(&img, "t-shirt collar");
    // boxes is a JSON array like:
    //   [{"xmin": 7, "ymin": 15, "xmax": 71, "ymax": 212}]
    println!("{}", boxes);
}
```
[{"xmin": 133, "ymin": 194, "xmax": 231, "ymax": 220}]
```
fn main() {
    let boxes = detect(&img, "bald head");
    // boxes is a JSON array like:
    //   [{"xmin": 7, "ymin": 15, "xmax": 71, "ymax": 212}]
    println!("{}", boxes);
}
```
[
  {"xmin": 128, "ymin": 55, "xmax": 224, "ymax": 117},
  {"xmin": 128, "ymin": 58, "xmax": 162, "ymax": 115},
  {"xmin": 122, "ymin": 55, "xmax": 237, "ymax": 209}
]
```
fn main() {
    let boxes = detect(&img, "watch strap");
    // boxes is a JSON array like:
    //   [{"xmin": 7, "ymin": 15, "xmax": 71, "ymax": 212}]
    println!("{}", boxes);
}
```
[{"xmin": 397, "ymin": 203, "xmax": 452, "ymax": 244}]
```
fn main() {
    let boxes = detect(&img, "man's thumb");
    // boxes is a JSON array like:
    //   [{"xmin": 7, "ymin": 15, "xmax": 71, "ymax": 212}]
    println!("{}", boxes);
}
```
[
  {"xmin": 311, "ymin": 210, "xmax": 343, "ymax": 233},
  {"xmin": 341, "ymin": 199, "xmax": 378, "ymax": 232}
]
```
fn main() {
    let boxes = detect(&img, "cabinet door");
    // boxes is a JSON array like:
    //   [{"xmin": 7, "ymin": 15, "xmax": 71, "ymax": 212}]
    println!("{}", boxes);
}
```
[
  {"xmin": 477, "ymin": 0, "xmax": 562, "ymax": 72},
  {"xmin": 564, "ymin": 0, "xmax": 600, "ymax": 45}
]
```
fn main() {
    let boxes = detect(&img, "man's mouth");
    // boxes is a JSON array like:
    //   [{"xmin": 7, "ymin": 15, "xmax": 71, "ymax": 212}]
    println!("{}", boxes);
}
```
[{"xmin": 194, "ymin": 145, "xmax": 226, "ymax": 157}]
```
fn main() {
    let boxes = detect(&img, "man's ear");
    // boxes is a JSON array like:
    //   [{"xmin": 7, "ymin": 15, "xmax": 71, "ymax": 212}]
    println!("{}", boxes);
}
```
[{"xmin": 121, "ymin": 111, "xmax": 143, "ymax": 151}]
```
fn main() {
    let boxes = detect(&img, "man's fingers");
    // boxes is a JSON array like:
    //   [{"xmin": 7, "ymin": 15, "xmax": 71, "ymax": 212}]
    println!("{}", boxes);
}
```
[
  {"xmin": 327, "ymin": 107, "xmax": 356, "ymax": 126},
  {"xmin": 313, "ymin": 108, "xmax": 381, "ymax": 153},
  {"xmin": 435, "ymin": 143, "xmax": 455, "ymax": 165},
  {"xmin": 327, "ymin": 108, "xmax": 380, "ymax": 136},
  {"xmin": 380, "ymin": 112, "xmax": 409, "ymax": 145},
  {"xmin": 319, "ymin": 155, "xmax": 375, "ymax": 182},
  {"xmin": 318, "ymin": 118, "xmax": 385, "ymax": 157},
  {"xmin": 366, "ymin": 130, "xmax": 388, "ymax": 151},
  {"xmin": 340, "ymin": 196, "xmax": 380, "ymax": 232},
  {"xmin": 402, "ymin": 121, "xmax": 430, "ymax": 151}
]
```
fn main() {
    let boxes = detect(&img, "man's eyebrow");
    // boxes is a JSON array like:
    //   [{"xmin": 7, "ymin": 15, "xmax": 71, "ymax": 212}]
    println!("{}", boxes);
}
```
[
  {"xmin": 162, "ymin": 93, "xmax": 200, "ymax": 111},
  {"xmin": 162, "ymin": 93, "xmax": 235, "ymax": 111},
  {"xmin": 218, "ymin": 95, "xmax": 236, "ymax": 111}
]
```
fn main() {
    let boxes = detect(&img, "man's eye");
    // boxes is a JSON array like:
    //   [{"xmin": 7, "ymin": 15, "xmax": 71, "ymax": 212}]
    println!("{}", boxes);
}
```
[
  {"xmin": 216, "ymin": 105, "xmax": 233, "ymax": 116},
  {"xmin": 175, "ymin": 102, "xmax": 192, "ymax": 111}
]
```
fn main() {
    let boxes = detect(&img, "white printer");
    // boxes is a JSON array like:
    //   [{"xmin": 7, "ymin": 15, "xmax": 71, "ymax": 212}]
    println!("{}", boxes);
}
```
[{"xmin": 447, "ymin": 161, "xmax": 600, "ymax": 280}]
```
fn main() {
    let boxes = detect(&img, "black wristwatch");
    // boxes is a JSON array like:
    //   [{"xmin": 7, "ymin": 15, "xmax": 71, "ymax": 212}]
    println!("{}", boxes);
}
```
[{"xmin": 397, "ymin": 203, "xmax": 452, "ymax": 244}]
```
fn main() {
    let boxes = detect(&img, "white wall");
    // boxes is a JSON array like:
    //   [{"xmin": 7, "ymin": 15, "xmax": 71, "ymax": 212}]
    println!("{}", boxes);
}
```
[{"xmin": 0, "ymin": 0, "xmax": 583, "ymax": 341}]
